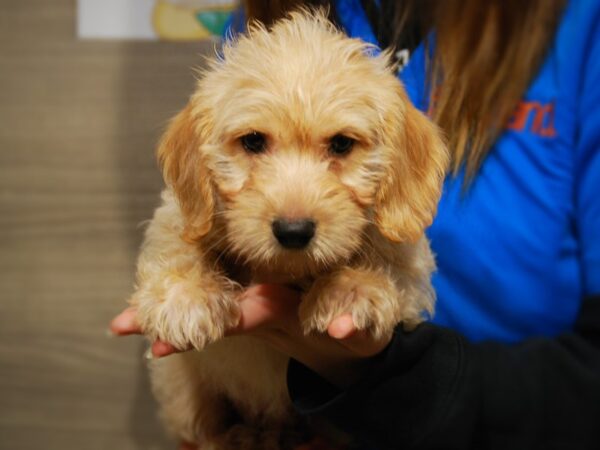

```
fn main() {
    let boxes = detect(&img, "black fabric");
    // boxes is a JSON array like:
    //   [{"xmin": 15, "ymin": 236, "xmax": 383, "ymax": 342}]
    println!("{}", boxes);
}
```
[
  {"xmin": 359, "ymin": 0, "xmax": 426, "ymax": 52},
  {"xmin": 360, "ymin": 0, "xmax": 384, "ymax": 46},
  {"xmin": 325, "ymin": 0, "xmax": 341, "ymax": 30},
  {"xmin": 288, "ymin": 295, "xmax": 600, "ymax": 449}
]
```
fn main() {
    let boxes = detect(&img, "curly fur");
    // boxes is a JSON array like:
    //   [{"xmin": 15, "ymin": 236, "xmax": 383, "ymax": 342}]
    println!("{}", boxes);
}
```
[{"xmin": 129, "ymin": 10, "xmax": 448, "ymax": 449}]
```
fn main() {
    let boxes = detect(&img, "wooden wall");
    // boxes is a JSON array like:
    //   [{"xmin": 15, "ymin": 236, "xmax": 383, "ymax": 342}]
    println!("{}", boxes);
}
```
[{"xmin": 0, "ymin": 2, "xmax": 213, "ymax": 448}]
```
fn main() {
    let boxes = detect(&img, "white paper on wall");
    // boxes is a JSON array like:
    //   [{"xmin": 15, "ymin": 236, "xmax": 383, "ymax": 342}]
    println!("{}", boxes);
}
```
[{"xmin": 77, "ymin": 0, "xmax": 237, "ymax": 40}]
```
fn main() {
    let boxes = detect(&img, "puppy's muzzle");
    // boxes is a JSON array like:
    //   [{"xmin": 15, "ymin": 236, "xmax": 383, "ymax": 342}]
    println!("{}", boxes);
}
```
[{"xmin": 272, "ymin": 218, "xmax": 316, "ymax": 249}]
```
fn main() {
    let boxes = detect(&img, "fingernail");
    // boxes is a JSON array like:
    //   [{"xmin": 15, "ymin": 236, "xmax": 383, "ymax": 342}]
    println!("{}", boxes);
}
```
[
  {"xmin": 144, "ymin": 347, "xmax": 154, "ymax": 360},
  {"xmin": 105, "ymin": 328, "xmax": 116, "ymax": 338},
  {"xmin": 329, "ymin": 315, "xmax": 355, "ymax": 339},
  {"xmin": 110, "ymin": 314, "xmax": 129, "ymax": 330}
]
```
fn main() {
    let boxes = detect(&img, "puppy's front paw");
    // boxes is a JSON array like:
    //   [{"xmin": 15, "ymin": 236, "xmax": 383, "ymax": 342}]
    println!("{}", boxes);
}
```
[
  {"xmin": 133, "ymin": 275, "xmax": 240, "ymax": 351},
  {"xmin": 299, "ymin": 267, "xmax": 422, "ymax": 339}
]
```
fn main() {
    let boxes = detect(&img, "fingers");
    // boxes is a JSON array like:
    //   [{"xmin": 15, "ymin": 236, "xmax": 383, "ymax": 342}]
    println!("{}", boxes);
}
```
[
  {"xmin": 328, "ymin": 314, "xmax": 391, "ymax": 358},
  {"xmin": 113, "ymin": 284, "xmax": 300, "ymax": 341},
  {"xmin": 110, "ymin": 307, "xmax": 182, "ymax": 358},
  {"xmin": 146, "ymin": 283, "xmax": 299, "ymax": 357},
  {"xmin": 110, "ymin": 306, "xmax": 142, "ymax": 335},
  {"xmin": 327, "ymin": 314, "xmax": 356, "ymax": 339},
  {"xmin": 231, "ymin": 287, "xmax": 390, "ymax": 358},
  {"xmin": 110, "ymin": 287, "xmax": 389, "ymax": 361},
  {"xmin": 151, "ymin": 340, "xmax": 181, "ymax": 358},
  {"xmin": 227, "ymin": 284, "xmax": 302, "ymax": 335}
]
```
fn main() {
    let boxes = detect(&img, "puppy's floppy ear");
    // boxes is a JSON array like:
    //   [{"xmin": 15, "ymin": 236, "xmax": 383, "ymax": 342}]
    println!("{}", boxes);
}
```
[
  {"xmin": 158, "ymin": 102, "xmax": 214, "ymax": 242},
  {"xmin": 375, "ymin": 86, "xmax": 448, "ymax": 242}
]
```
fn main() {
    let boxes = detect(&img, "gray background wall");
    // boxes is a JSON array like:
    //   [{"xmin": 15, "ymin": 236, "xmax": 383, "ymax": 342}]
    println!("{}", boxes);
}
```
[{"xmin": 0, "ymin": 2, "xmax": 213, "ymax": 448}]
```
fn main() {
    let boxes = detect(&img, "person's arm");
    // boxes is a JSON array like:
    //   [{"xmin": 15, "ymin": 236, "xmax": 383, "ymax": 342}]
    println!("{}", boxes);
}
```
[
  {"xmin": 287, "ymin": 6, "xmax": 600, "ymax": 448},
  {"xmin": 112, "ymin": 286, "xmax": 600, "ymax": 449},
  {"xmin": 287, "ymin": 294, "xmax": 600, "ymax": 450}
]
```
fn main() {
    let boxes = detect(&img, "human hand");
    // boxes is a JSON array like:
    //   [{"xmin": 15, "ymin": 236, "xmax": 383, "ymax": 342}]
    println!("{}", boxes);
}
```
[{"xmin": 110, "ymin": 284, "xmax": 392, "ymax": 387}]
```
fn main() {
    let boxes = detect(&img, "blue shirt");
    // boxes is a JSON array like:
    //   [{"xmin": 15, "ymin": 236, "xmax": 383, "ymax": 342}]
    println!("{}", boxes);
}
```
[{"xmin": 336, "ymin": 0, "xmax": 600, "ymax": 342}]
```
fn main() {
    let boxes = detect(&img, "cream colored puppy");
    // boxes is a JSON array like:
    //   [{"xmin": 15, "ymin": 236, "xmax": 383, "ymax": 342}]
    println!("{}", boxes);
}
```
[{"xmin": 130, "ymin": 11, "xmax": 448, "ymax": 449}]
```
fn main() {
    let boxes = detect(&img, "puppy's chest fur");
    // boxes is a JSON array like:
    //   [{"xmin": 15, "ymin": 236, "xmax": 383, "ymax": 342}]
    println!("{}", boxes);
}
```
[
  {"xmin": 182, "ymin": 335, "xmax": 293, "ymax": 419},
  {"xmin": 215, "ymin": 251, "xmax": 317, "ymax": 291}
]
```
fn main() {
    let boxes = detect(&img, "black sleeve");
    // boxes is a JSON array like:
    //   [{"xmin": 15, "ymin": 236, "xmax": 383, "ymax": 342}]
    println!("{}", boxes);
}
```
[{"xmin": 287, "ymin": 295, "xmax": 600, "ymax": 450}]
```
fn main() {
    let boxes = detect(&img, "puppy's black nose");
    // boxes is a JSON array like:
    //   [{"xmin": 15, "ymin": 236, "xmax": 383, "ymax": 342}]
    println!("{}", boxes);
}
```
[{"xmin": 272, "ymin": 218, "xmax": 316, "ymax": 249}]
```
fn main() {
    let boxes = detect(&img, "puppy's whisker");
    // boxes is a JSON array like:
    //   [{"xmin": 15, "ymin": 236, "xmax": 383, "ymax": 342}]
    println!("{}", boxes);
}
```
[
  {"xmin": 358, "ymin": 228, "xmax": 376, "ymax": 248},
  {"xmin": 200, "ymin": 234, "xmax": 232, "ymax": 260},
  {"xmin": 211, "ymin": 210, "xmax": 232, "ymax": 219},
  {"xmin": 211, "ymin": 242, "xmax": 236, "ymax": 268}
]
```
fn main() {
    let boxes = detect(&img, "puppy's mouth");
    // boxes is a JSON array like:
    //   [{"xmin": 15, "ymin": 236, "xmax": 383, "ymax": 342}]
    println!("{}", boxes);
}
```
[{"xmin": 271, "ymin": 217, "xmax": 316, "ymax": 250}]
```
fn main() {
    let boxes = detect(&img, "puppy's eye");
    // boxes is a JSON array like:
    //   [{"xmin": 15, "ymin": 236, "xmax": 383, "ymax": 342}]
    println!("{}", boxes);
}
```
[
  {"xmin": 240, "ymin": 132, "xmax": 267, "ymax": 154},
  {"xmin": 329, "ymin": 134, "xmax": 355, "ymax": 156}
]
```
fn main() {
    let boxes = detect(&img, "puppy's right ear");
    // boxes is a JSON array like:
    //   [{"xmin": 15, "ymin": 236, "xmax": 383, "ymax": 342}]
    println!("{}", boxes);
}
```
[{"xmin": 158, "ymin": 102, "xmax": 214, "ymax": 242}]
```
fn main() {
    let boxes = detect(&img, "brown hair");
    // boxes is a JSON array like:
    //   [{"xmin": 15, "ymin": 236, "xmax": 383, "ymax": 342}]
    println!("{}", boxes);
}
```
[{"xmin": 242, "ymin": 0, "xmax": 566, "ymax": 182}]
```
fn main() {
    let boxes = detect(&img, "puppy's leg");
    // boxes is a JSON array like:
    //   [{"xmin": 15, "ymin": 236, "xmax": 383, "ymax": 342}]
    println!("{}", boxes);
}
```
[
  {"xmin": 150, "ymin": 352, "xmax": 235, "ymax": 445},
  {"xmin": 152, "ymin": 351, "xmax": 303, "ymax": 450},
  {"xmin": 299, "ymin": 265, "xmax": 434, "ymax": 339},
  {"xmin": 131, "ymin": 190, "xmax": 240, "ymax": 350}
]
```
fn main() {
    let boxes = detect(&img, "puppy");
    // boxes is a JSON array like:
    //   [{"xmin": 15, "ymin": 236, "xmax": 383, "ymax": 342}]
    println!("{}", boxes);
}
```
[{"xmin": 129, "ymin": 10, "xmax": 448, "ymax": 449}]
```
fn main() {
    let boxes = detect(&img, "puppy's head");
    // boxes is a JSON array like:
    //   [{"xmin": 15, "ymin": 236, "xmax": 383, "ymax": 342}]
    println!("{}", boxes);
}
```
[{"xmin": 158, "ymin": 11, "xmax": 448, "ymax": 276}]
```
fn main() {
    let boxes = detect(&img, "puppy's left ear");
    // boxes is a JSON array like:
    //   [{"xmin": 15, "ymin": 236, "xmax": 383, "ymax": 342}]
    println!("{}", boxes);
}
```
[{"xmin": 375, "ymin": 86, "xmax": 448, "ymax": 242}]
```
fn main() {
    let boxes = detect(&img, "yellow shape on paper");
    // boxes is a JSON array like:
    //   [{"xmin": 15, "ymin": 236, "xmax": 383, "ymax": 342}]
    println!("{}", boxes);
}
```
[{"xmin": 153, "ymin": 1, "xmax": 211, "ymax": 41}]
